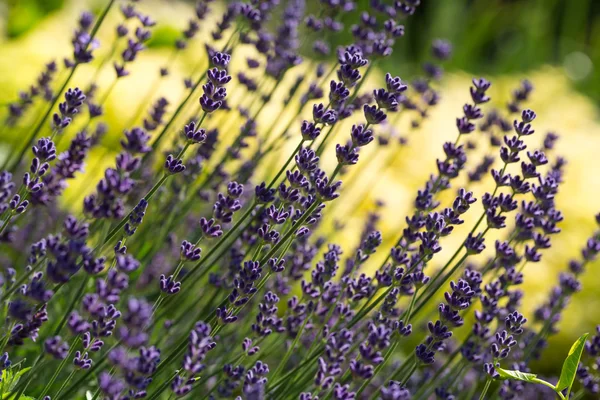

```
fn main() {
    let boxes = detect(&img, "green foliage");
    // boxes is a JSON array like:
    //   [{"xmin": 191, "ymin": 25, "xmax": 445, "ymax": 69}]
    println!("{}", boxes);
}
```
[
  {"xmin": 497, "ymin": 333, "xmax": 589, "ymax": 399},
  {"xmin": 354, "ymin": 0, "xmax": 600, "ymax": 104},
  {"xmin": 556, "ymin": 333, "xmax": 589, "ymax": 395},
  {"xmin": 497, "ymin": 368, "xmax": 538, "ymax": 383},
  {"xmin": 1, "ymin": 366, "xmax": 32, "ymax": 399}
]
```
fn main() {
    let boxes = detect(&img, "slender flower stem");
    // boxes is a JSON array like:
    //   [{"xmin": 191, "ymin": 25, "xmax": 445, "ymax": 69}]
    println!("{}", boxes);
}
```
[
  {"xmin": 0, "ymin": 212, "xmax": 15, "ymax": 237},
  {"xmin": 38, "ymin": 336, "xmax": 80, "ymax": 399},
  {"xmin": 354, "ymin": 288, "xmax": 420, "ymax": 396},
  {"xmin": 159, "ymin": 197, "xmax": 323, "ymax": 382},
  {"xmin": 58, "ymin": 341, "xmax": 121, "ymax": 399},
  {"xmin": 479, "ymin": 378, "xmax": 492, "ymax": 400},
  {"xmin": 412, "ymin": 346, "xmax": 463, "ymax": 400},
  {"xmin": 95, "ymin": 174, "xmax": 168, "ymax": 254},
  {"xmin": 163, "ymin": 202, "xmax": 257, "ymax": 294},
  {"xmin": 0, "ymin": 323, "xmax": 14, "ymax": 354},
  {"xmin": 13, "ymin": 353, "xmax": 44, "ymax": 400},
  {"xmin": 90, "ymin": 33, "xmax": 122, "ymax": 83},
  {"xmin": 147, "ymin": 27, "xmax": 241, "ymax": 155},
  {"xmin": 53, "ymin": 368, "xmax": 77, "ymax": 398},
  {"xmin": 410, "ymin": 252, "xmax": 469, "ymax": 319},
  {"xmin": 401, "ymin": 362, "xmax": 418, "ymax": 386},
  {"xmin": 146, "ymin": 370, "xmax": 180, "ymax": 400},
  {"xmin": 270, "ymin": 306, "xmax": 314, "ymax": 383},
  {"xmin": 194, "ymin": 79, "xmax": 282, "ymax": 191},
  {"xmin": 267, "ymin": 350, "xmax": 321, "ymax": 395},
  {"xmin": 266, "ymin": 139, "xmax": 305, "ymax": 189},
  {"xmin": 125, "ymin": 48, "xmax": 179, "ymax": 127},
  {"xmin": 52, "ymin": 276, "xmax": 90, "ymax": 336}
]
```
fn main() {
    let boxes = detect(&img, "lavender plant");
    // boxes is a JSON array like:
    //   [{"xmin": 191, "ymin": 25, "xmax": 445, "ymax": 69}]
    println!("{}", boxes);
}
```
[{"xmin": 0, "ymin": 1, "xmax": 597, "ymax": 400}]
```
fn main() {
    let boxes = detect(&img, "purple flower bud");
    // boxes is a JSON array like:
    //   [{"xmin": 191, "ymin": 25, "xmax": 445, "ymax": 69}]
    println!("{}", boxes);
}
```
[
  {"xmin": 363, "ymin": 104, "xmax": 387, "ymax": 124},
  {"xmin": 164, "ymin": 154, "xmax": 186, "ymax": 175},
  {"xmin": 44, "ymin": 336, "xmax": 69, "ymax": 359}
]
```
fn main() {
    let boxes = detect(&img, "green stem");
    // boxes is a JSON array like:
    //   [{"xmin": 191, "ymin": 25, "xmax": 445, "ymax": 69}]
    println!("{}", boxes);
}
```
[
  {"xmin": 53, "ymin": 368, "xmax": 77, "ymax": 399},
  {"xmin": 410, "ymin": 252, "xmax": 469, "ymax": 319},
  {"xmin": 413, "ymin": 345, "xmax": 462, "ymax": 400},
  {"xmin": 95, "ymin": 174, "xmax": 168, "ymax": 254},
  {"xmin": 357, "ymin": 340, "xmax": 399, "ymax": 396},
  {"xmin": 479, "ymin": 379, "xmax": 492, "ymax": 400},
  {"xmin": 148, "ymin": 27, "xmax": 240, "ymax": 155},
  {"xmin": 12, "ymin": 353, "xmax": 43, "ymax": 400},
  {"xmin": 0, "ymin": 323, "xmax": 14, "ymax": 354},
  {"xmin": 530, "ymin": 378, "xmax": 565, "ymax": 400},
  {"xmin": 146, "ymin": 370, "xmax": 180, "ymax": 400},
  {"xmin": 314, "ymin": 124, "xmax": 336, "ymax": 156},
  {"xmin": 266, "ymin": 139, "xmax": 305, "ymax": 189},
  {"xmin": 53, "ymin": 276, "xmax": 90, "ymax": 336},
  {"xmin": 38, "ymin": 336, "xmax": 80, "ymax": 399},
  {"xmin": 400, "ymin": 362, "xmax": 418, "ymax": 385},
  {"xmin": 59, "ymin": 340, "xmax": 121, "ymax": 399},
  {"xmin": 347, "ymin": 286, "xmax": 393, "ymax": 329},
  {"xmin": 270, "ymin": 307, "xmax": 314, "ymax": 383}
]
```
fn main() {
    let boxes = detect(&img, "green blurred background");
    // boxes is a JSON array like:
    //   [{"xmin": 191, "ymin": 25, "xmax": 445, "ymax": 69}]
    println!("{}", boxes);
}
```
[
  {"xmin": 0, "ymin": 0, "xmax": 599, "ymax": 376},
  {"xmin": 2, "ymin": 0, "xmax": 599, "ymax": 103}
]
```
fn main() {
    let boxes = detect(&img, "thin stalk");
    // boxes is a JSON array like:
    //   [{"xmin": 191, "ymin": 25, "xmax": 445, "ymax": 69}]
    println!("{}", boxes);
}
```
[
  {"xmin": 168, "ymin": 202, "xmax": 257, "ymax": 288},
  {"xmin": 479, "ymin": 379, "xmax": 492, "ymax": 400},
  {"xmin": 148, "ymin": 27, "xmax": 241, "ymax": 155},
  {"xmin": 53, "ymin": 364, "xmax": 77, "ymax": 398},
  {"xmin": 59, "ymin": 340, "xmax": 121, "ymax": 399},
  {"xmin": 357, "ymin": 340, "xmax": 399, "ymax": 396},
  {"xmin": 12, "ymin": 353, "xmax": 43, "ymax": 400},
  {"xmin": 413, "ymin": 345, "xmax": 462, "ymax": 399},
  {"xmin": 348, "ymin": 286, "xmax": 393, "ymax": 329},
  {"xmin": 95, "ymin": 174, "xmax": 168, "ymax": 254},
  {"xmin": 52, "ymin": 276, "xmax": 90, "ymax": 336},
  {"xmin": 126, "ymin": 49, "xmax": 179, "ymax": 127},
  {"xmin": 270, "ymin": 307, "xmax": 314, "ymax": 383},
  {"xmin": 267, "ymin": 351, "xmax": 320, "ymax": 395},
  {"xmin": 146, "ymin": 370, "xmax": 180, "ymax": 400},
  {"xmin": 411, "ymin": 253, "xmax": 469, "ymax": 319},
  {"xmin": 160, "ymin": 200, "xmax": 321, "ymax": 381},
  {"xmin": 400, "ymin": 362, "xmax": 418, "ymax": 385},
  {"xmin": 38, "ymin": 336, "xmax": 80, "ymax": 399},
  {"xmin": 354, "ymin": 289, "xmax": 420, "ymax": 396},
  {"xmin": 0, "ymin": 323, "xmax": 14, "ymax": 354},
  {"xmin": 266, "ymin": 139, "xmax": 305, "ymax": 189}
]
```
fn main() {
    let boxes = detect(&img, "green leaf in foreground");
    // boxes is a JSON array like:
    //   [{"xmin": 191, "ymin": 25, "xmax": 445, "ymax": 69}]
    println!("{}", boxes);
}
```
[
  {"xmin": 556, "ymin": 332, "xmax": 589, "ymax": 394},
  {"xmin": 0, "ymin": 365, "xmax": 31, "ymax": 396},
  {"xmin": 497, "ymin": 367, "xmax": 538, "ymax": 383}
]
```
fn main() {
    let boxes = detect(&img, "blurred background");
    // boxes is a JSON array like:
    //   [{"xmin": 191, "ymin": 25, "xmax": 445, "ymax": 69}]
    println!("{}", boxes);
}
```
[{"xmin": 0, "ymin": 0, "xmax": 599, "ymax": 377}]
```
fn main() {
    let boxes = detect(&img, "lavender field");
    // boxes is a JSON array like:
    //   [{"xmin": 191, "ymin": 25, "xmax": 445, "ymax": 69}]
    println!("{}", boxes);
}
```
[{"xmin": 0, "ymin": 0, "xmax": 599, "ymax": 399}]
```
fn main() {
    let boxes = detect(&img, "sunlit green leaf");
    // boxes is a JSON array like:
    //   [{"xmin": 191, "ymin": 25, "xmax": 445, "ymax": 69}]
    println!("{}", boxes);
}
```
[
  {"xmin": 12, "ymin": 367, "xmax": 31, "ymax": 381},
  {"xmin": 0, "ymin": 365, "xmax": 32, "ymax": 394},
  {"xmin": 0, "ymin": 369, "xmax": 12, "ymax": 396},
  {"xmin": 497, "ymin": 367, "xmax": 538, "ymax": 383},
  {"xmin": 556, "ymin": 333, "xmax": 589, "ymax": 393}
]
